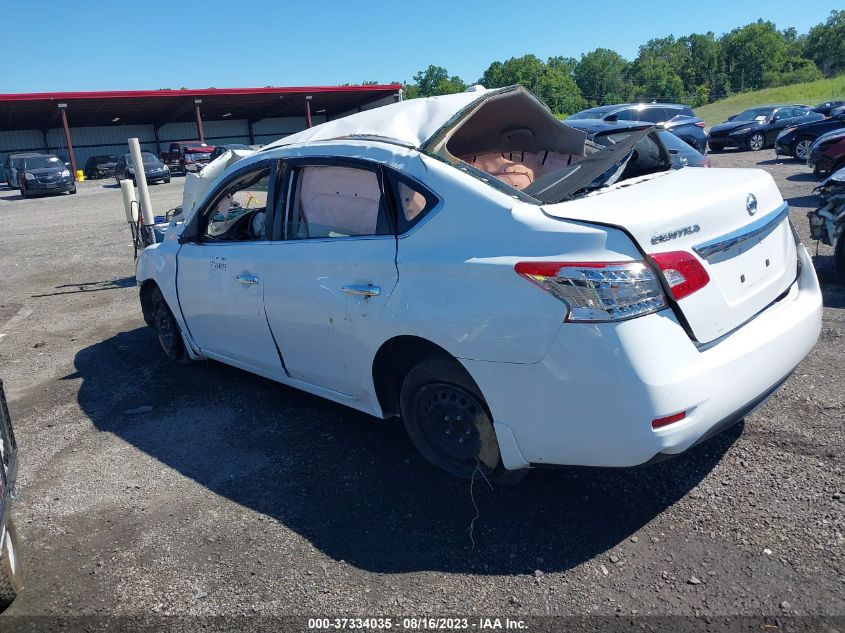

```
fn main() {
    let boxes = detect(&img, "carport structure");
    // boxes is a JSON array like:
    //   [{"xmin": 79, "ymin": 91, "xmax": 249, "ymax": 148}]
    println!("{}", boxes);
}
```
[{"xmin": 0, "ymin": 84, "xmax": 401, "ymax": 178}]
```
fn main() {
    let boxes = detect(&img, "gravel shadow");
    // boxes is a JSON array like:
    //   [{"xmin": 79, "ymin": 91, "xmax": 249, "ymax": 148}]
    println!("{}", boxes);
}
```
[{"xmin": 69, "ymin": 326, "xmax": 736, "ymax": 576}]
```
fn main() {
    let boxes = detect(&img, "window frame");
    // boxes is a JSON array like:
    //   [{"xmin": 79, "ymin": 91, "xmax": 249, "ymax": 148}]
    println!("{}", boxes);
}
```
[
  {"xmin": 383, "ymin": 169, "xmax": 441, "ymax": 235},
  {"xmin": 179, "ymin": 158, "xmax": 282, "ymax": 244},
  {"xmin": 276, "ymin": 157, "xmax": 396, "ymax": 243}
]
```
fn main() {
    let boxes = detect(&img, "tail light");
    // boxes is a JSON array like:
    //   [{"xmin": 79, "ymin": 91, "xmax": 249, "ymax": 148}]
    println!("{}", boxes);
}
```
[
  {"xmin": 514, "ymin": 261, "xmax": 668, "ymax": 322},
  {"xmin": 694, "ymin": 121, "xmax": 706, "ymax": 128},
  {"xmin": 650, "ymin": 251, "xmax": 710, "ymax": 300}
]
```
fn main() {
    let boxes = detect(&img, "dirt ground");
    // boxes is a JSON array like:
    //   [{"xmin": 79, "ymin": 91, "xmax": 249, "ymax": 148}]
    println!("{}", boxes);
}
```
[{"xmin": 0, "ymin": 150, "xmax": 842, "ymax": 629}]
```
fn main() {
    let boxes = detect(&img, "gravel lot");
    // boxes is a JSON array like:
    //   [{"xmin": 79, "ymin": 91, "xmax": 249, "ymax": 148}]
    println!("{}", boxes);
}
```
[{"xmin": 0, "ymin": 150, "xmax": 842, "ymax": 628}]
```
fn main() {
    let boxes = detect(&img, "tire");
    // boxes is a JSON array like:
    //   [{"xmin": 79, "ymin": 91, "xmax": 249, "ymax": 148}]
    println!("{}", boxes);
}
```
[
  {"xmin": 19, "ymin": 184, "xmax": 27, "ymax": 199},
  {"xmin": 747, "ymin": 133, "xmax": 765, "ymax": 151},
  {"xmin": 792, "ymin": 137, "xmax": 813, "ymax": 161},
  {"xmin": 835, "ymin": 234, "xmax": 845, "ymax": 278},
  {"xmin": 0, "ymin": 519, "xmax": 23, "ymax": 612},
  {"xmin": 150, "ymin": 287, "xmax": 188, "ymax": 362},
  {"xmin": 400, "ymin": 355, "xmax": 527, "ymax": 484},
  {"xmin": 69, "ymin": 185, "xmax": 77, "ymax": 195},
  {"xmin": 164, "ymin": 177, "xmax": 171, "ymax": 184},
  {"xmin": 708, "ymin": 143, "xmax": 723, "ymax": 153}
]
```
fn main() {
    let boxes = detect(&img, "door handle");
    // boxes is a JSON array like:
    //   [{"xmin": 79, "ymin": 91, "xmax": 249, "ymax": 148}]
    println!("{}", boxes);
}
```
[
  {"xmin": 342, "ymin": 284, "xmax": 381, "ymax": 297},
  {"xmin": 236, "ymin": 274, "xmax": 259, "ymax": 285}
]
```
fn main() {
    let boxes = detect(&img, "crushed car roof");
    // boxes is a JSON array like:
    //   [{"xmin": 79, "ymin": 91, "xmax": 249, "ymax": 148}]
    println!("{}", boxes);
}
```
[{"xmin": 262, "ymin": 88, "xmax": 502, "ymax": 150}]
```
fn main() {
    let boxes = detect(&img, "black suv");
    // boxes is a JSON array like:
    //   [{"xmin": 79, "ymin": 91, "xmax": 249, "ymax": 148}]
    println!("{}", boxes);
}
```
[
  {"xmin": 775, "ymin": 109, "xmax": 845, "ymax": 160},
  {"xmin": 707, "ymin": 105, "xmax": 824, "ymax": 152},
  {"xmin": 567, "ymin": 103, "xmax": 707, "ymax": 152}
]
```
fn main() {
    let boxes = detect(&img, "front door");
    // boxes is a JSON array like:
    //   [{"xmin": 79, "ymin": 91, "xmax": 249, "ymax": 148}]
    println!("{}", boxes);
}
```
[
  {"xmin": 261, "ymin": 160, "xmax": 398, "ymax": 400},
  {"xmin": 177, "ymin": 162, "xmax": 284, "ymax": 378}
]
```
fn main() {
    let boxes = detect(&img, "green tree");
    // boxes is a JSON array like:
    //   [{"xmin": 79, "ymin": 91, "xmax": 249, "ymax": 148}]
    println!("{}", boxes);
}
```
[
  {"xmin": 720, "ymin": 20, "xmax": 789, "ymax": 92},
  {"xmin": 411, "ymin": 65, "xmax": 466, "ymax": 97},
  {"xmin": 805, "ymin": 10, "xmax": 845, "ymax": 75},
  {"xmin": 574, "ymin": 48, "xmax": 630, "ymax": 105},
  {"xmin": 479, "ymin": 54, "xmax": 586, "ymax": 115}
]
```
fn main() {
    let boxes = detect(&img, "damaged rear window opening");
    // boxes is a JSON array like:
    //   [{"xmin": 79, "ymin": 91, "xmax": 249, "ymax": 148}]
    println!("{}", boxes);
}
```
[{"xmin": 422, "ymin": 87, "xmax": 672, "ymax": 205}]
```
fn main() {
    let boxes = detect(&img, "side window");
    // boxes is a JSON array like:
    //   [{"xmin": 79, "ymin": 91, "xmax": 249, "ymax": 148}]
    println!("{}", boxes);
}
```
[
  {"xmin": 387, "ymin": 173, "xmax": 439, "ymax": 234},
  {"xmin": 613, "ymin": 108, "xmax": 637, "ymax": 122},
  {"xmin": 639, "ymin": 107, "xmax": 668, "ymax": 123},
  {"xmin": 286, "ymin": 165, "xmax": 390, "ymax": 240},
  {"xmin": 203, "ymin": 168, "xmax": 271, "ymax": 241}
]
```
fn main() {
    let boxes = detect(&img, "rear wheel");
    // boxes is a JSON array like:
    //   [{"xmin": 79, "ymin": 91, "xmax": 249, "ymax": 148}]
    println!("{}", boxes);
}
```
[
  {"xmin": 150, "ymin": 287, "xmax": 188, "ymax": 362},
  {"xmin": 0, "ymin": 519, "xmax": 23, "ymax": 612},
  {"xmin": 747, "ymin": 133, "xmax": 765, "ymax": 151},
  {"xmin": 400, "ymin": 355, "xmax": 527, "ymax": 484},
  {"xmin": 793, "ymin": 137, "xmax": 813, "ymax": 161}
]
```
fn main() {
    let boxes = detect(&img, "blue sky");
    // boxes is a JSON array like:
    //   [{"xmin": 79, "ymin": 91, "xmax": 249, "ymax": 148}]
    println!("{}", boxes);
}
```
[{"xmin": 1, "ymin": 1, "xmax": 840, "ymax": 93}]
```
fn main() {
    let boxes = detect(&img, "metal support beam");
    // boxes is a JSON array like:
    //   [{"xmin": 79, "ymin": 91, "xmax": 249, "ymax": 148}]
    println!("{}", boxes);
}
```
[
  {"xmin": 58, "ymin": 104, "xmax": 77, "ymax": 179},
  {"xmin": 153, "ymin": 125, "xmax": 161, "ymax": 155},
  {"xmin": 305, "ymin": 95, "xmax": 313, "ymax": 129},
  {"xmin": 41, "ymin": 130, "xmax": 49, "ymax": 153},
  {"xmin": 194, "ymin": 99, "xmax": 205, "ymax": 142},
  {"xmin": 247, "ymin": 119, "xmax": 255, "ymax": 145}
]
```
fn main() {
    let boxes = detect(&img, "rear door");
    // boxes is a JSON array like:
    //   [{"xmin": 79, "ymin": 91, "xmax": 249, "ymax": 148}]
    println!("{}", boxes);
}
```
[
  {"xmin": 542, "ymin": 167, "xmax": 798, "ymax": 343},
  {"xmin": 261, "ymin": 159, "xmax": 399, "ymax": 398}
]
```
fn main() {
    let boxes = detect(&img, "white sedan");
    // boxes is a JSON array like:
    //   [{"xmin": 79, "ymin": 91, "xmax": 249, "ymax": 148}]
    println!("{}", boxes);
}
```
[{"xmin": 136, "ymin": 86, "xmax": 822, "ymax": 482}]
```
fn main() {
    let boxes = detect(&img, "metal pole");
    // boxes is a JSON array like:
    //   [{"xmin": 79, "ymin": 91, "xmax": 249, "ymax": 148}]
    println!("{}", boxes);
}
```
[
  {"xmin": 247, "ymin": 119, "xmax": 255, "ymax": 145},
  {"xmin": 58, "ymin": 105, "xmax": 77, "ymax": 179},
  {"xmin": 128, "ymin": 138, "xmax": 155, "ymax": 244},
  {"xmin": 194, "ymin": 99, "xmax": 205, "ymax": 142},
  {"xmin": 305, "ymin": 96, "xmax": 313, "ymax": 129}
]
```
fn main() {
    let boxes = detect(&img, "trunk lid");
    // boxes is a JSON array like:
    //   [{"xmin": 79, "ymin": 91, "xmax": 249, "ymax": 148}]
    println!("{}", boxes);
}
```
[{"xmin": 542, "ymin": 168, "xmax": 798, "ymax": 343}]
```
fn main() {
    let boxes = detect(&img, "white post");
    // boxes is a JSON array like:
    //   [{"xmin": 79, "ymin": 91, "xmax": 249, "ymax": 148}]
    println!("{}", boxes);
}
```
[
  {"xmin": 128, "ymin": 138, "xmax": 155, "ymax": 229},
  {"xmin": 120, "ymin": 179, "xmax": 138, "ymax": 223}
]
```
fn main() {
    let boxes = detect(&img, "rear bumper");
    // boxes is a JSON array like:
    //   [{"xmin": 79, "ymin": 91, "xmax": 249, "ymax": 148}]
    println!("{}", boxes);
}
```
[{"xmin": 464, "ymin": 245, "xmax": 822, "ymax": 469}]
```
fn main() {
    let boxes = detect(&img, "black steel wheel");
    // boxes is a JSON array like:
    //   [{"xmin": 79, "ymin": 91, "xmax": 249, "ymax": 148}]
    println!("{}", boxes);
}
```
[
  {"xmin": 400, "ymin": 356, "xmax": 527, "ymax": 484},
  {"xmin": 150, "ymin": 287, "xmax": 188, "ymax": 362},
  {"xmin": 747, "ymin": 133, "xmax": 765, "ymax": 151}
]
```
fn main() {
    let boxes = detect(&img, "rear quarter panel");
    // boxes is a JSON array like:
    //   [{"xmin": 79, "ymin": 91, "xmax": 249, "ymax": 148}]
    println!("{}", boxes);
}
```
[{"xmin": 387, "ymin": 155, "xmax": 643, "ymax": 364}]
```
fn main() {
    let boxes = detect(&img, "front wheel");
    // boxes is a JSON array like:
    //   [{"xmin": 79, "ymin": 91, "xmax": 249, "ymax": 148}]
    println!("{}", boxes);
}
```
[
  {"xmin": 69, "ymin": 185, "xmax": 77, "ymax": 195},
  {"xmin": 793, "ymin": 137, "xmax": 813, "ymax": 161},
  {"xmin": 747, "ymin": 133, "xmax": 765, "ymax": 151},
  {"xmin": 150, "ymin": 287, "xmax": 188, "ymax": 362},
  {"xmin": 400, "ymin": 356, "xmax": 527, "ymax": 484},
  {"xmin": 835, "ymin": 234, "xmax": 845, "ymax": 277},
  {"xmin": 0, "ymin": 519, "xmax": 23, "ymax": 612}
]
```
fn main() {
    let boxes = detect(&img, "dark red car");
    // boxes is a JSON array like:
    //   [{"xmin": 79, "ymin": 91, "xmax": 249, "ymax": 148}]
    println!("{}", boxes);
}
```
[
  {"xmin": 160, "ymin": 141, "xmax": 216, "ymax": 176},
  {"xmin": 811, "ymin": 137, "xmax": 845, "ymax": 177}
]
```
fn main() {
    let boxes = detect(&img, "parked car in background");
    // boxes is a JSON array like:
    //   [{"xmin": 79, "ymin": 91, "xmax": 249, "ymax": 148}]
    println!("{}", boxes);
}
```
[
  {"xmin": 812, "ymin": 100, "xmax": 845, "ymax": 117},
  {"xmin": 16, "ymin": 154, "xmax": 76, "ymax": 198},
  {"xmin": 565, "ymin": 119, "xmax": 709, "ymax": 169},
  {"xmin": 114, "ymin": 151, "xmax": 170, "ymax": 186},
  {"xmin": 831, "ymin": 105, "xmax": 845, "ymax": 118},
  {"xmin": 160, "ymin": 141, "xmax": 215, "ymax": 175},
  {"xmin": 707, "ymin": 105, "xmax": 823, "ymax": 152},
  {"xmin": 84, "ymin": 154, "xmax": 119, "ymax": 179},
  {"xmin": 775, "ymin": 108, "xmax": 845, "ymax": 161},
  {"xmin": 567, "ymin": 103, "xmax": 707, "ymax": 152},
  {"xmin": 209, "ymin": 144, "xmax": 252, "ymax": 161},
  {"xmin": 136, "ymin": 86, "xmax": 821, "ymax": 482},
  {"xmin": 808, "ymin": 136, "xmax": 845, "ymax": 178},
  {"xmin": 2, "ymin": 152, "xmax": 41, "ymax": 190},
  {"xmin": 807, "ymin": 167, "xmax": 845, "ymax": 275}
]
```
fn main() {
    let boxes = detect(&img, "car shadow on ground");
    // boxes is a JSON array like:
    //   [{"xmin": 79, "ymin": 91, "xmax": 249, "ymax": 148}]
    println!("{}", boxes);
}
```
[
  {"xmin": 787, "ymin": 172, "xmax": 818, "ymax": 183},
  {"xmin": 68, "ymin": 325, "xmax": 738, "ymax": 575},
  {"xmin": 0, "ymin": 190, "xmax": 24, "ymax": 202},
  {"xmin": 786, "ymin": 193, "xmax": 819, "ymax": 209},
  {"xmin": 31, "ymin": 276, "xmax": 136, "ymax": 298}
]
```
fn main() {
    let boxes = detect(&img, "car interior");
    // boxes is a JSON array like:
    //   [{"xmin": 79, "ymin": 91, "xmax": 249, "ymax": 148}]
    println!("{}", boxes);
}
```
[
  {"xmin": 424, "ymin": 87, "xmax": 671, "ymax": 200},
  {"xmin": 203, "ymin": 169, "xmax": 270, "ymax": 241}
]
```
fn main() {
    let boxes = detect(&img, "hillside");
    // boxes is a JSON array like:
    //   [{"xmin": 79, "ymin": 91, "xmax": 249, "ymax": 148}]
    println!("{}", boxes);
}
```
[{"xmin": 695, "ymin": 75, "xmax": 845, "ymax": 126}]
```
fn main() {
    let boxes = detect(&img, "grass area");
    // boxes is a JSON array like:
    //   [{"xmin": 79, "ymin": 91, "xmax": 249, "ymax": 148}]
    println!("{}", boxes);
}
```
[{"xmin": 695, "ymin": 75, "xmax": 845, "ymax": 126}]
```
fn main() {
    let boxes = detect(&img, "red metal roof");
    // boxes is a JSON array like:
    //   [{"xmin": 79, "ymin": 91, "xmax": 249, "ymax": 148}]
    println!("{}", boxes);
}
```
[
  {"xmin": 0, "ymin": 85, "xmax": 402, "ymax": 131},
  {"xmin": 0, "ymin": 84, "xmax": 401, "ymax": 102}
]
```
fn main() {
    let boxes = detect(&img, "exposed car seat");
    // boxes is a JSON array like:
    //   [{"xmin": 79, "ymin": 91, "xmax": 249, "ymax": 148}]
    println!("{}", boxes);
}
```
[{"xmin": 461, "ymin": 151, "xmax": 585, "ymax": 190}]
